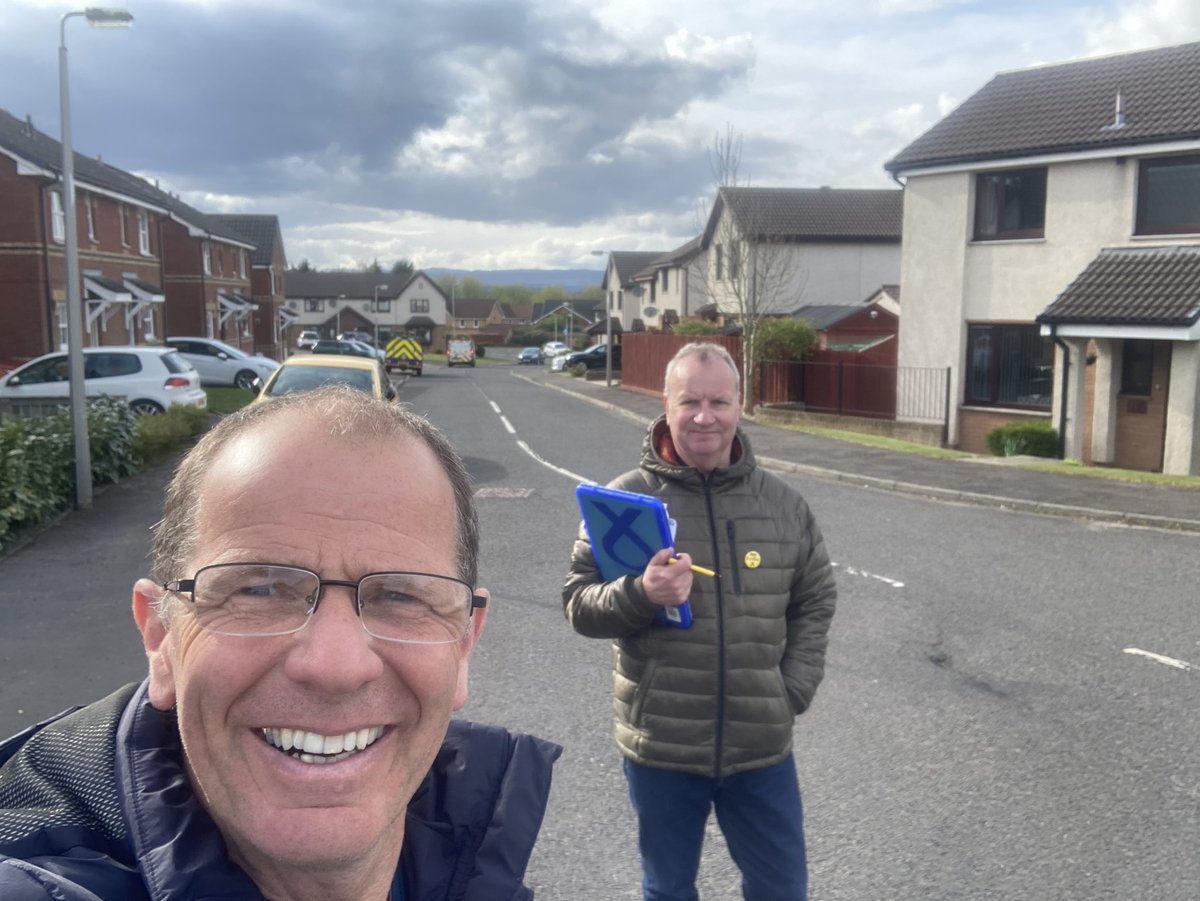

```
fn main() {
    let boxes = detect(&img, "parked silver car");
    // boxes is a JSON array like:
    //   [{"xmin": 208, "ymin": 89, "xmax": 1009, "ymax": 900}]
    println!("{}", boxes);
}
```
[
  {"xmin": 0, "ymin": 346, "xmax": 207, "ymax": 415},
  {"xmin": 165, "ymin": 337, "xmax": 279, "ymax": 390}
]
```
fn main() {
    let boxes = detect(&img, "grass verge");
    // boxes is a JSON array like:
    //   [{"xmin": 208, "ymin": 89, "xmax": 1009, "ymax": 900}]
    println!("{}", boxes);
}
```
[{"xmin": 205, "ymin": 387, "xmax": 256, "ymax": 414}]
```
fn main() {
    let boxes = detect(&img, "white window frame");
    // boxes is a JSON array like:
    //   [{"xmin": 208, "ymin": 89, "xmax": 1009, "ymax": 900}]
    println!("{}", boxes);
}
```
[
  {"xmin": 51, "ymin": 191, "xmax": 65, "ymax": 243},
  {"xmin": 202, "ymin": 243, "xmax": 212, "ymax": 275},
  {"xmin": 143, "ymin": 303, "xmax": 156, "ymax": 339},
  {"xmin": 55, "ymin": 302, "xmax": 68, "ymax": 350},
  {"xmin": 85, "ymin": 195, "xmax": 96, "ymax": 242},
  {"xmin": 239, "ymin": 249, "xmax": 247, "ymax": 278},
  {"xmin": 137, "ymin": 210, "xmax": 150, "ymax": 255},
  {"xmin": 269, "ymin": 268, "xmax": 277, "ymax": 295},
  {"xmin": 119, "ymin": 203, "xmax": 128, "ymax": 247}
]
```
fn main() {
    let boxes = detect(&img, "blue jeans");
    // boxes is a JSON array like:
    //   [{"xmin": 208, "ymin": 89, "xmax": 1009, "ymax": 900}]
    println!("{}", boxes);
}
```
[{"xmin": 623, "ymin": 756, "xmax": 807, "ymax": 901}]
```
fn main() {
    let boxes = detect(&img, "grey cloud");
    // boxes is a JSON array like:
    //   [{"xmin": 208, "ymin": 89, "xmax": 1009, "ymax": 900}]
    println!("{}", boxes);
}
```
[{"xmin": 4, "ymin": 1, "xmax": 751, "ymax": 227}]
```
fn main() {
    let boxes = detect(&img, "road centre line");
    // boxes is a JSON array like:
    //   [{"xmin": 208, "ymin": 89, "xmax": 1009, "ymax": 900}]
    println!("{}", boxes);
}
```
[
  {"xmin": 1123, "ymin": 647, "xmax": 1198, "ymax": 673},
  {"xmin": 500, "ymin": 415, "xmax": 516, "ymax": 434},
  {"xmin": 831, "ymin": 562, "xmax": 905, "ymax": 588}
]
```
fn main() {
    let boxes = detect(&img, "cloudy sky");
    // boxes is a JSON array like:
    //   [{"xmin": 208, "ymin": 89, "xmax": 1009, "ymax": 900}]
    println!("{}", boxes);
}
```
[{"xmin": 4, "ymin": 0, "xmax": 1200, "ymax": 271}]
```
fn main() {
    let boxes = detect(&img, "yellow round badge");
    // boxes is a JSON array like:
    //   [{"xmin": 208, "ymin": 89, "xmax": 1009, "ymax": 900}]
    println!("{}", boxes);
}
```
[{"xmin": 744, "ymin": 550, "xmax": 762, "ymax": 569}]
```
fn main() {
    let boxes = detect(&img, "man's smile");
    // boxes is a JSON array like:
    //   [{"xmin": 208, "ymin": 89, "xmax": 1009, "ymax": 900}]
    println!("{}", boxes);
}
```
[{"xmin": 261, "ymin": 725, "xmax": 386, "ymax": 765}]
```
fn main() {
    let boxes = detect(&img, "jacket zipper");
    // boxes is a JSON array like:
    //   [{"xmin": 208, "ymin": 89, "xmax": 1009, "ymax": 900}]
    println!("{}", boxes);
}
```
[
  {"xmin": 726, "ymin": 520, "xmax": 742, "ymax": 595},
  {"xmin": 705, "ymin": 482, "xmax": 727, "ymax": 780}
]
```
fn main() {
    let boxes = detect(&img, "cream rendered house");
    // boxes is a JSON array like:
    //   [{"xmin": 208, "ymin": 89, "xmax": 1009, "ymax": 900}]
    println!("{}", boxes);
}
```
[
  {"xmin": 886, "ymin": 41, "xmax": 1200, "ymax": 474},
  {"xmin": 696, "ymin": 187, "xmax": 903, "ymax": 324}
]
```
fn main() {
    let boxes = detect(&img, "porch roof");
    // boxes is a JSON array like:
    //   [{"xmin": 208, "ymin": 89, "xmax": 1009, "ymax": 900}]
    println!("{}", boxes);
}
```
[{"xmin": 1037, "ymin": 245, "xmax": 1200, "ymax": 329}]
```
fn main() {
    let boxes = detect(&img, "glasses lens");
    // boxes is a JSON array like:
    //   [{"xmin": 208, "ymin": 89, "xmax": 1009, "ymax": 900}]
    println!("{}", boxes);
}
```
[
  {"xmin": 358, "ymin": 573, "xmax": 472, "ymax": 643},
  {"xmin": 192, "ymin": 564, "xmax": 316, "ymax": 637}
]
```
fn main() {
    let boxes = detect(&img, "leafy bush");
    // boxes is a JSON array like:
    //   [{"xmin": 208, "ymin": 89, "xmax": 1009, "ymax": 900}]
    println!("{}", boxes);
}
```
[
  {"xmin": 567, "ymin": 363, "xmax": 587, "ymax": 378},
  {"xmin": 509, "ymin": 327, "xmax": 553, "ymax": 346},
  {"xmin": 87, "ymin": 396, "xmax": 139, "ymax": 484},
  {"xmin": 671, "ymin": 318, "xmax": 719, "ymax": 336},
  {"xmin": 134, "ymin": 404, "xmax": 209, "ymax": 464},
  {"xmin": 985, "ymin": 420, "xmax": 1059, "ymax": 458},
  {"xmin": 757, "ymin": 317, "xmax": 817, "ymax": 361}
]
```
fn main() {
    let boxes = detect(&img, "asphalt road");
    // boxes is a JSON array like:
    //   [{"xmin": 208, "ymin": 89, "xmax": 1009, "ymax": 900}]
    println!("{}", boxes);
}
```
[{"xmin": 1, "ymin": 360, "xmax": 1196, "ymax": 899}]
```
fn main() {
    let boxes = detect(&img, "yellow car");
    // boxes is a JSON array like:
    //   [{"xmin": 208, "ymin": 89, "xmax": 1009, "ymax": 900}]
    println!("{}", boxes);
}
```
[{"xmin": 254, "ymin": 354, "xmax": 397, "ymax": 403}]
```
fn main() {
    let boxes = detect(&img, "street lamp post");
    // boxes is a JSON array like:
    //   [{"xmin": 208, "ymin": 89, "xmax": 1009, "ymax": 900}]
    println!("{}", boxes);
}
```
[
  {"xmin": 373, "ymin": 283, "xmax": 389, "ymax": 347},
  {"xmin": 591, "ymin": 250, "xmax": 614, "ymax": 387},
  {"xmin": 59, "ymin": 6, "xmax": 133, "ymax": 510}
]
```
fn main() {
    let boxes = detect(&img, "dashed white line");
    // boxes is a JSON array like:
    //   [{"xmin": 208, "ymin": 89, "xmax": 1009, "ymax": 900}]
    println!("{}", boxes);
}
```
[
  {"xmin": 1123, "ymin": 647, "xmax": 1198, "ymax": 673},
  {"xmin": 831, "ymin": 562, "xmax": 904, "ymax": 588},
  {"xmin": 499, "ymin": 415, "xmax": 516, "ymax": 434}
]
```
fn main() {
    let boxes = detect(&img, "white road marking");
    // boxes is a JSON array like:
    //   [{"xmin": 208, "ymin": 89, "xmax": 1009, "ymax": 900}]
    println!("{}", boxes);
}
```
[
  {"xmin": 489, "ymin": 401, "xmax": 501, "ymax": 414},
  {"xmin": 499, "ymin": 415, "xmax": 516, "ymax": 434},
  {"xmin": 516, "ymin": 439, "xmax": 591, "ymax": 484},
  {"xmin": 831, "ymin": 562, "xmax": 904, "ymax": 588},
  {"xmin": 1123, "ymin": 647, "xmax": 1198, "ymax": 673}
]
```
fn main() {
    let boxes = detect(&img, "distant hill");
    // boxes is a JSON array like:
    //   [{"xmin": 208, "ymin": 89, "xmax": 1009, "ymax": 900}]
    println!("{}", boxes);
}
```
[{"xmin": 425, "ymin": 268, "xmax": 603, "ymax": 292}]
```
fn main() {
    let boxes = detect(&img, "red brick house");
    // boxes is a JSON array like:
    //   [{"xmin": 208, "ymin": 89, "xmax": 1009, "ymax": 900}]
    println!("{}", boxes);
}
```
[
  {"xmin": 0, "ymin": 107, "xmax": 261, "ymax": 363},
  {"xmin": 210, "ymin": 215, "xmax": 291, "ymax": 360}
]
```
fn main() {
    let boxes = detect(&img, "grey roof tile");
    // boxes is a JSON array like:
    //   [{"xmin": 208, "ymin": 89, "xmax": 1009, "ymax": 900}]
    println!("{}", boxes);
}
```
[
  {"xmin": 1038, "ymin": 245, "xmax": 1200, "ymax": 326},
  {"xmin": 210, "ymin": 214, "xmax": 282, "ymax": 266},
  {"xmin": 887, "ymin": 41, "xmax": 1200, "ymax": 172},
  {"xmin": 710, "ymin": 187, "xmax": 903, "ymax": 243}
]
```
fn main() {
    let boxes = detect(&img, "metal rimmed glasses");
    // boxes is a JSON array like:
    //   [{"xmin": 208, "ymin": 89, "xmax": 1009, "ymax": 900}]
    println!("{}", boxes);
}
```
[{"xmin": 163, "ymin": 563, "xmax": 486, "ymax": 644}]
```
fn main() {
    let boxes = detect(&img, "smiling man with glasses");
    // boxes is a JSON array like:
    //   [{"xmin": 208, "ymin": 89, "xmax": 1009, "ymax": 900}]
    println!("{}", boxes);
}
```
[{"xmin": 0, "ymin": 387, "xmax": 560, "ymax": 901}]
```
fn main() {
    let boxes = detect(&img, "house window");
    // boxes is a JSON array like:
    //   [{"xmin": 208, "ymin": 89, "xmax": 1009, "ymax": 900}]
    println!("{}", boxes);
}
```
[
  {"xmin": 143, "ymin": 303, "xmax": 156, "ymax": 339},
  {"xmin": 1136, "ymin": 154, "xmax": 1200, "ymax": 234},
  {"xmin": 1120, "ymin": 339, "xmax": 1154, "ymax": 396},
  {"xmin": 974, "ymin": 167, "xmax": 1047, "ymax": 240},
  {"xmin": 304, "ymin": 299, "xmax": 325, "ymax": 312},
  {"xmin": 729, "ymin": 245, "xmax": 740, "ymax": 281},
  {"xmin": 473, "ymin": 319, "xmax": 480, "ymax": 328},
  {"xmin": 51, "ymin": 191, "xmax": 65, "ymax": 243},
  {"xmin": 119, "ymin": 203, "xmax": 128, "ymax": 246},
  {"xmin": 202, "ymin": 243, "xmax": 212, "ymax": 275},
  {"xmin": 715, "ymin": 245, "xmax": 724, "ymax": 280},
  {"xmin": 662, "ymin": 269, "xmax": 669, "ymax": 292},
  {"xmin": 137, "ymin": 210, "xmax": 150, "ymax": 255},
  {"xmin": 964, "ymin": 323, "xmax": 1053, "ymax": 408},
  {"xmin": 411, "ymin": 298, "xmax": 429, "ymax": 313},
  {"xmin": 239, "ymin": 249, "xmax": 247, "ymax": 278},
  {"xmin": 56, "ymin": 302, "xmax": 67, "ymax": 350},
  {"xmin": 85, "ymin": 195, "xmax": 96, "ymax": 242},
  {"xmin": 270, "ymin": 268, "xmax": 277, "ymax": 295},
  {"xmin": 375, "ymin": 299, "xmax": 391, "ymax": 312}
]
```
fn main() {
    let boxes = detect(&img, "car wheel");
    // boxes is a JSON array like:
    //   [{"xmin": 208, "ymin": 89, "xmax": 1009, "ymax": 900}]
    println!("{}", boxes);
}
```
[
  {"xmin": 129, "ymin": 399, "xmax": 164, "ymax": 416},
  {"xmin": 234, "ymin": 369, "xmax": 258, "ymax": 391}
]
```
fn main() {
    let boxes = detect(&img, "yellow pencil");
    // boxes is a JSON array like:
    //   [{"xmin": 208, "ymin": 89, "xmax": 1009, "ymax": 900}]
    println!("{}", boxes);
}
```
[{"xmin": 669, "ymin": 558, "xmax": 716, "ymax": 578}]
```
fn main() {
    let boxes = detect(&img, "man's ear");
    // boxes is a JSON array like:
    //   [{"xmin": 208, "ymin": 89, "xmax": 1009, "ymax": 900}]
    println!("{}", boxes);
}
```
[
  {"xmin": 452, "ymin": 587, "xmax": 489, "ymax": 712},
  {"xmin": 132, "ymin": 578, "xmax": 178, "ymax": 711}
]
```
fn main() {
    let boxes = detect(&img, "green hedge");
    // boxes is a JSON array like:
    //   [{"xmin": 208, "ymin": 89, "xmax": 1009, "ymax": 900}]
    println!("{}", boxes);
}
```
[
  {"xmin": 0, "ymin": 399, "xmax": 208, "ymax": 548},
  {"xmin": 985, "ymin": 420, "xmax": 1059, "ymax": 458}
]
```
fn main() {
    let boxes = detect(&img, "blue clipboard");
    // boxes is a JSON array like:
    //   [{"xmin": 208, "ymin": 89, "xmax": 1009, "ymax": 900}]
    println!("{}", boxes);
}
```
[{"xmin": 576, "ymin": 484, "xmax": 693, "ymax": 629}]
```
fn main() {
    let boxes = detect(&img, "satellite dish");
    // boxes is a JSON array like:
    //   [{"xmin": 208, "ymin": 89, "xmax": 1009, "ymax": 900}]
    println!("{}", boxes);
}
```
[{"xmin": 643, "ymin": 306, "xmax": 658, "ymax": 317}]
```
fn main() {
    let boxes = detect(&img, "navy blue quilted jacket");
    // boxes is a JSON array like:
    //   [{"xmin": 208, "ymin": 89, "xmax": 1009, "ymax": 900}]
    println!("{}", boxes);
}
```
[{"xmin": 0, "ymin": 681, "xmax": 561, "ymax": 900}]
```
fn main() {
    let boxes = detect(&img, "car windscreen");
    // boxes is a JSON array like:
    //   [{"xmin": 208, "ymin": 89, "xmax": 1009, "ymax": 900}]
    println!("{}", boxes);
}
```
[{"xmin": 267, "ymin": 365, "xmax": 375, "ymax": 396}]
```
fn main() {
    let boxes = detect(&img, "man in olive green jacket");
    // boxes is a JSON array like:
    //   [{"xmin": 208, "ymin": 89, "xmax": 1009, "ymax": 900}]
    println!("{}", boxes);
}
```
[{"xmin": 564, "ymin": 342, "xmax": 836, "ymax": 901}]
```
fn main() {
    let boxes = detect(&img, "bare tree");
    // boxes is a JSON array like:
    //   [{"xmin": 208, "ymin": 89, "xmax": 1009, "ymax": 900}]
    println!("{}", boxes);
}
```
[{"xmin": 693, "ymin": 127, "xmax": 807, "ymax": 413}]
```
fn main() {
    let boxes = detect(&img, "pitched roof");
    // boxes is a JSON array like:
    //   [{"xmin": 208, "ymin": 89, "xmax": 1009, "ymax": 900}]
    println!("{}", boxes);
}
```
[
  {"xmin": 886, "ymin": 41, "xmax": 1200, "ymax": 173},
  {"xmin": 706, "ymin": 187, "xmax": 903, "ymax": 244},
  {"xmin": 608, "ymin": 251, "xmax": 670, "ymax": 287},
  {"xmin": 634, "ymin": 236, "xmax": 704, "ymax": 280},
  {"xmin": 285, "ymin": 270, "xmax": 401, "ymax": 298},
  {"xmin": 0, "ymin": 108, "xmax": 252, "ymax": 248},
  {"xmin": 210, "ymin": 214, "xmax": 284, "ymax": 267},
  {"xmin": 1037, "ymin": 245, "xmax": 1200, "ymax": 327},
  {"xmin": 790, "ymin": 304, "xmax": 871, "ymax": 330}
]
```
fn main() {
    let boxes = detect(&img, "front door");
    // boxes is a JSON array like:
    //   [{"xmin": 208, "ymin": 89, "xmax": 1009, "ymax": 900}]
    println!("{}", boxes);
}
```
[{"xmin": 1113, "ymin": 339, "xmax": 1171, "ymax": 472}]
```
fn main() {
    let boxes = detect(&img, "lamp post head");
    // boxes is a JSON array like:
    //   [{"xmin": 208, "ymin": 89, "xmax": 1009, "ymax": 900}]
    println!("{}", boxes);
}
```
[{"xmin": 84, "ymin": 7, "xmax": 134, "ymax": 27}]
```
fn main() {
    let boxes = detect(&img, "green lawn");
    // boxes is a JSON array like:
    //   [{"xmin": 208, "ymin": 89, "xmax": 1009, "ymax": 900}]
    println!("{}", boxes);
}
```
[{"xmin": 204, "ymin": 387, "xmax": 256, "ymax": 414}]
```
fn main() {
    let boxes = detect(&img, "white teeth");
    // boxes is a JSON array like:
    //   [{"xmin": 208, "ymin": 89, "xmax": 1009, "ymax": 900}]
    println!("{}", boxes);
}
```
[{"xmin": 262, "ymin": 725, "xmax": 385, "ymax": 762}]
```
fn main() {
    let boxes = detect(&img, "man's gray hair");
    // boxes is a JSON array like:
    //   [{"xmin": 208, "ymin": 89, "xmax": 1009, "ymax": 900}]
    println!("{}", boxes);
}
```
[
  {"xmin": 663, "ymin": 342, "xmax": 741, "ymax": 398},
  {"xmin": 152, "ymin": 386, "xmax": 479, "ymax": 605}
]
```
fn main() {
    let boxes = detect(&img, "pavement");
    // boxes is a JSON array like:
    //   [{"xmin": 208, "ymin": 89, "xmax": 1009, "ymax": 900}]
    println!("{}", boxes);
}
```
[{"xmin": 522, "ymin": 369, "xmax": 1200, "ymax": 535}]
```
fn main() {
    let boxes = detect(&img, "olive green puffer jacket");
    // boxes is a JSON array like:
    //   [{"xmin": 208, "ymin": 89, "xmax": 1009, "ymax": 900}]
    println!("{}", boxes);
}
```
[{"xmin": 563, "ymin": 416, "xmax": 837, "ymax": 778}]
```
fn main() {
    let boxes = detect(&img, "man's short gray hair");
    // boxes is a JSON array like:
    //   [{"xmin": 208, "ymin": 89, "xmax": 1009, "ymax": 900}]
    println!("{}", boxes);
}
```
[
  {"xmin": 663, "ymin": 342, "xmax": 741, "ymax": 398},
  {"xmin": 152, "ymin": 387, "xmax": 479, "ymax": 611}
]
